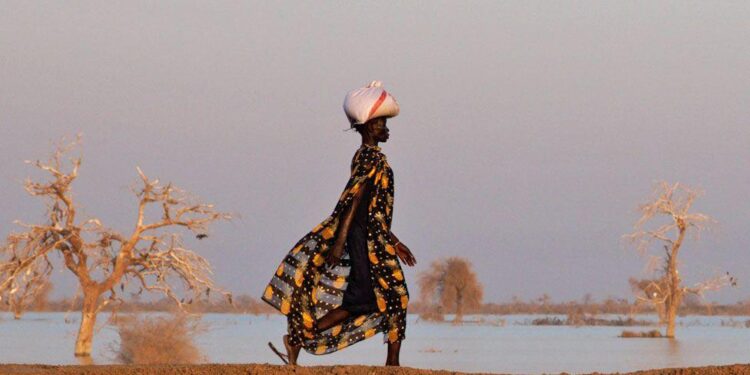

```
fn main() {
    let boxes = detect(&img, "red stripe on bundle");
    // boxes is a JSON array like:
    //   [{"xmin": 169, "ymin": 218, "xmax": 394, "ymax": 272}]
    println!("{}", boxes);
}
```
[{"xmin": 367, "ymin": 91, "xmax": 388, "ymax": 120}]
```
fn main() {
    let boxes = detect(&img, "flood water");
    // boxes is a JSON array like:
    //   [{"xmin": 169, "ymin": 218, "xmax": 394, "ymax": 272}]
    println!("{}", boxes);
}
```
[{"xmin": 1, "ymin": 312, "xmax": 748, "ymax": 374}]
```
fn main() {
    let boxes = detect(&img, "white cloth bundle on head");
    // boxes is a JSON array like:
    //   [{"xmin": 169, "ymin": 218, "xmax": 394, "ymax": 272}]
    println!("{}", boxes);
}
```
[{"xmin": 343, "ymin": 81, "xmax": 400, "ymax": 126}]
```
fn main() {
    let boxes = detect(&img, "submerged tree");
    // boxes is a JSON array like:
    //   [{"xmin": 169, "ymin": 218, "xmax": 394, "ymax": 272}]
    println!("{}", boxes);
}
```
[
  {"xmin": 0, "ymin": 136, "xmax": 231, "ymax": 357},
  {"xmin": 418, "ymin": 257, "xmax": 483, "ymax": 323},
  {"xmin": 624, "ymin": 181, "xmax": 733, "ymax": 338}
]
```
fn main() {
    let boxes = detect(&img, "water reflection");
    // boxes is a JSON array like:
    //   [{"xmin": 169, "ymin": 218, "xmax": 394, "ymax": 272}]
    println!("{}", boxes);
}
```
[
  {"xmin": 1, "ymin": 312, "xmax": 749, "ymax": 374},
  {"xmin": 75, "ymin": 356, "xmax": 94, "ymax": 366},
  {"xmin": 667, "ymin": 338, "xmax": 681, "ymax": 358}
]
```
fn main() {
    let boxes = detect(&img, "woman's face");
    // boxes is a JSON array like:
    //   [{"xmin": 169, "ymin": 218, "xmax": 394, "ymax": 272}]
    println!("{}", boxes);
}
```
[{"xmin": 368, "ymin": 117, "xmax": 390, "ymax": 142}]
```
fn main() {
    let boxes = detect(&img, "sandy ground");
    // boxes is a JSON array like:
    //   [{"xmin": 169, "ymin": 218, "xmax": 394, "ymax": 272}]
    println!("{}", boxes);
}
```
[{"xmin": 0, "ymin": 364, "xmax": 749, "ymax": 375}]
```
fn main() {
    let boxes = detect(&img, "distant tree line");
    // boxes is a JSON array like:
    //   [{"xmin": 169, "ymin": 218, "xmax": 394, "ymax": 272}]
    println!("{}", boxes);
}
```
[
  {"xmin": 9, "ymin": 292, "xmax": 749, "ymax": 317},
  {"xmin": 468, "ymin": 294, "xmax": 750, "ymax": 316},
  {"xmin": 4, "ymin": 295, "xmax": 750, "ymax": 316}
]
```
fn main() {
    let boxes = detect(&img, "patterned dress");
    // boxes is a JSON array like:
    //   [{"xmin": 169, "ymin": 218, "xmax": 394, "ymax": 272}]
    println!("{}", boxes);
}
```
[{"xmin": 261, "ymin": 145, "xmax": 409, "ymax": 354}]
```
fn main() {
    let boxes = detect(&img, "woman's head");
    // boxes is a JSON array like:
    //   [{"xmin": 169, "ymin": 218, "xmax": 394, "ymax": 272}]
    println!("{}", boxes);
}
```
[{"xmin": 354, "ymin": 117, "xmax": 389, "ymax": 143}]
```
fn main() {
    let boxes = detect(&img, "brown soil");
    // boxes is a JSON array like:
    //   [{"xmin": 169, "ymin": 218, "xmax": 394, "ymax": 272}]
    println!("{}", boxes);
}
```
[
  {"xmin": 0, "ymin": 363, "xmax": 748, "ymax": 375},
  {"xmin": 610, "ymin": 364, "xmax": 750, "ymax": 375}
]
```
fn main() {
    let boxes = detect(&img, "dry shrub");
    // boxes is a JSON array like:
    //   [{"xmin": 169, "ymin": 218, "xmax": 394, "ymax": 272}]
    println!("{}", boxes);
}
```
[
  {"xmin": 531, "ymin": 316, "xmax": 566, "ymax": 326},
  {"xmin": 620, "ymin": 329, "xmax": 663, "ymax": 338},
  {"xmin": 113, "ymin": 313, "xmax": 206, "ymax": 364}
]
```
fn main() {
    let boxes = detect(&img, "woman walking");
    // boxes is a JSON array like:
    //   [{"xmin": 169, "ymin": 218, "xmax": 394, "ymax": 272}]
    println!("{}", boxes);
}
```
[{"xmin": 262, "ymin": 81, "xmax": 416, "ymax": 366}]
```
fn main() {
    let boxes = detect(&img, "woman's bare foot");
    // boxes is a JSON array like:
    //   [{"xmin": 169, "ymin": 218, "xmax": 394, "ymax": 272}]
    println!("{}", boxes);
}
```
[
  {"xmin": 386, "ymin": 340, "xmax": 401, "ymax": 366},
  {"xmin": 283, "ymin": 334, "xmax": 301, "ymax": 365}
]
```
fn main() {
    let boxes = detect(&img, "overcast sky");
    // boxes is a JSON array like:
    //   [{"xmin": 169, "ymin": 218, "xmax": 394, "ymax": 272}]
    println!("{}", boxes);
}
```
[{"xmin": 1, "ymin": 1, "xmax": 748, "ymax": 304}]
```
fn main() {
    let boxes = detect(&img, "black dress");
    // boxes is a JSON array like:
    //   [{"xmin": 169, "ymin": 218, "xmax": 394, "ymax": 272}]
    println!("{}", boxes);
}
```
[{"xmin": 340, "ymin": 180, "xmax": 379, "ymax": 315}]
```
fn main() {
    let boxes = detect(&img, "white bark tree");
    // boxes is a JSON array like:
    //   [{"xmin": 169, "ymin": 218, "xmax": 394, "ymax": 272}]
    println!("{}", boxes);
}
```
[
  {"xmin": 0, "ymin": 136, "xmax": 232, "ymax": 356},
  {"xmin": 624, "ymin": 181, "xmax": 733, "ymax": 338}
]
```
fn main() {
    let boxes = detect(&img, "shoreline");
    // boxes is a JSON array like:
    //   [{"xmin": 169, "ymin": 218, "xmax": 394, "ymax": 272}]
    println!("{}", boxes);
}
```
[{"xmin": 1, "ymin": 363, "xmax": 749, "ymax": 375}]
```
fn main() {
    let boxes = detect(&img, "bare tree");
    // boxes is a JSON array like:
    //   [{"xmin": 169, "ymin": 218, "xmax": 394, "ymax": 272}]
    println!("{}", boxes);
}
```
[
  {"xmin": 418, "ymin": 257, "xmax": 483, "ymax": 323},
  {"xmin": 624, "ymin": 181, "xmax": 733, "ymax": 338},
  {"xmin": 0, "ymin": 136, "xmax": 231, "ymax": 357}
]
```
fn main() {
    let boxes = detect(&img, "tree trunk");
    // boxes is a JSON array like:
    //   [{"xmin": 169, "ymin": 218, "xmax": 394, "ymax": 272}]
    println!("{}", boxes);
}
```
[
  {"xmin": 12, "ymin": 301, "xmax": 22, "ymax": 320},
  {"xmin": 665, "ymin": 268, "xmax": 680, "ymax": 338},
  {"xmin": 74, "ymin": 289, "xmax": 100, "ymax": 357},
  {"xmin": 435, "ymin": 305, "xmax": 444, "ymax": 322},
  {"xmin": 665, "ymin": 225, "xmax": 686, "ymax": 338},
  {"xmin": 665, "ymin": 296, "xmax": 678, "ymax": 338},
  {"xmin": 453, "ymin": 289, "xmax": 464, "ymax": 324}
]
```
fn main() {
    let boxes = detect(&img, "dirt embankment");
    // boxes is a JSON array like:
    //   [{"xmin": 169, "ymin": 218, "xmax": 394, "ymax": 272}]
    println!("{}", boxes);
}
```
[
  {"xmin": 615, "ymin": 364, "xmax": 750, "ymax": 375},
  {"xmin": 0, "ymin": 363, "xmax": 749, "ymax": 375}
]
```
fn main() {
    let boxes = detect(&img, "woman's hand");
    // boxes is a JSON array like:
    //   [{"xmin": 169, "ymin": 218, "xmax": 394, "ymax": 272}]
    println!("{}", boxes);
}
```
[
  {"xmin": 396, "ymin": 242, "xmax": 416, "ymax": 267},
  {"xmin": 326, "ymin": 242, "xmax": 344, "ymax": 268}
]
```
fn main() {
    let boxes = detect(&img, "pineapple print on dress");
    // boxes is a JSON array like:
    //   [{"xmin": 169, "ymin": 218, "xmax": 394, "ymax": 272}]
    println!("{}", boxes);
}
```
[{"xmin": 261, "ymin": 146, "xmax": 409, "ymax": 354}]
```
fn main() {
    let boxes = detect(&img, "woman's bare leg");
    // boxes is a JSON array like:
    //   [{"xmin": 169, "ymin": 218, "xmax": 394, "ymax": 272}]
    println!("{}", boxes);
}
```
[
  {"xmin": 283, "ymin": 334, "xmax": 301, "ymax": 365},
  {"xmin": 386, "ymin": 340, "xmax": 401, "ymax": 366},
  {"xmin": 317, "ymin": 307, "xmax": 351, "ymax": 332},
  {"xmin": 283, "ymin": 307, "xmax": 350, "ymax": 365}
]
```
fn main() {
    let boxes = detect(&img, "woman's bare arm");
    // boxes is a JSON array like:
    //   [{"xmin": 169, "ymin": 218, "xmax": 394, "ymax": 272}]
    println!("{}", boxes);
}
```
[{"xmin": 326, "ymin": 182, "xmax": 369, "ymax": 267}]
